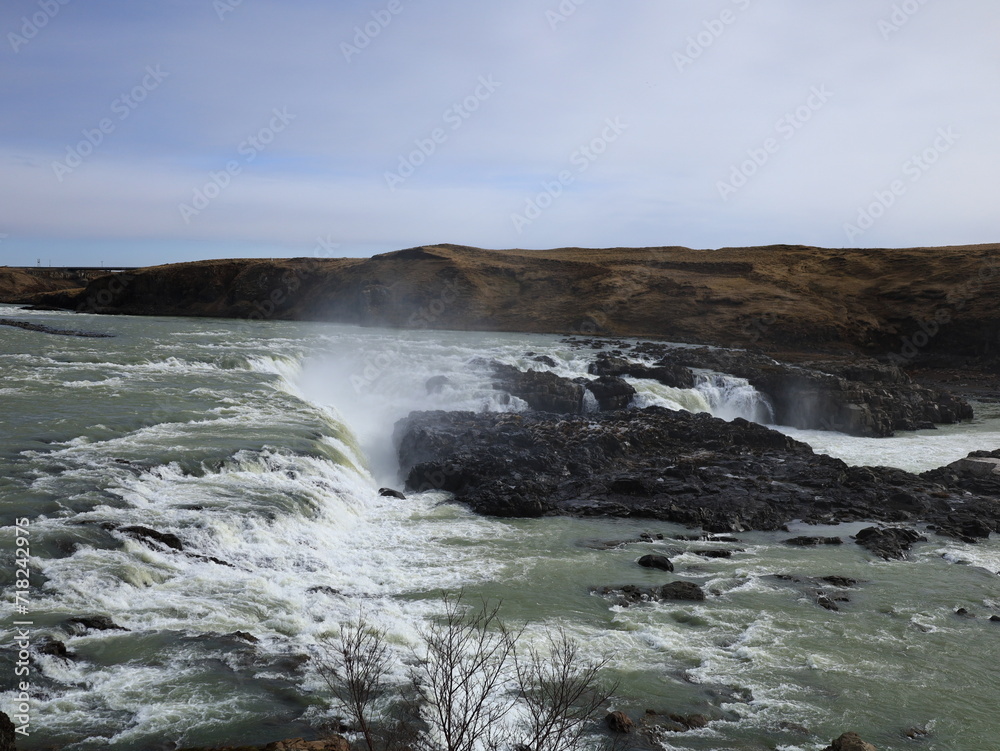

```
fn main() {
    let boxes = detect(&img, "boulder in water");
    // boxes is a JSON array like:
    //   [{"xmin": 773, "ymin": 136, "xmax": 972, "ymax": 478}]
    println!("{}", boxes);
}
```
[
  {"xmin": 785, "ymin": 536, "xmax": 843, "ymax": 546},
  {"xmin": 119, "ymin": 525, "xmax": 183, "ymax": 551},
  {"xmin": 605, "ymin": 711, "xmax": 634, "ymax": 734},
  {"xmin": 660, "ymin": 581, "xmax": 706, "ymax": 601},
  {"xmin": 36, "ymin": 636, "xmax": 73, "ymax": 660},
  {"xmin": 823, "ymin": 731, "xmax": 878, "ymax": 751},
  {"xmin": 585, "ymin": 375, "xmax": 636, "ymax": 411},
  {"xmin": 425, "ymin": 375, "xmax": 451, "ymax": 394},
  {"xmin": 378, "ymin": 487, "xmax": 406, "ymax": 499},
  {"xmin": 636, "ymin": 554, "xmax": 673, "ymax": 571},
  {"xmin": 854, "ymin": 526, "xmax": 926, "ymax": 560},
  {"xmin": 65, "ymin": 615, "xmax": 128, "ymax": 632}
]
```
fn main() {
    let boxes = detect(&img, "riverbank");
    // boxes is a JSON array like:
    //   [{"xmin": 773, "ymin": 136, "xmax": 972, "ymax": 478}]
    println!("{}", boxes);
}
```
[{"xmin": 6, "ymin": 243, "xmax": 1000, "ymax": 363}]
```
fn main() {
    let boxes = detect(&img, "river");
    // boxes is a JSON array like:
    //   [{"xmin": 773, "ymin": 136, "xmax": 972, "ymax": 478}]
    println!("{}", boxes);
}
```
[{"xmin": 2, "ymin": 307, "xmax": 999, "ymax": 750}]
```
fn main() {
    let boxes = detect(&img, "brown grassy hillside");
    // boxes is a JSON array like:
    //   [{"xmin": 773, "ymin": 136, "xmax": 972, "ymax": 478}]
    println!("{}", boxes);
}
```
[
  {"xmin": 0, "ymin": 267, "xmax": 84, "ymax": 303},
  {"xmin": 12, "ymin": 243, "xmax": 1000, "ymax": 359}
]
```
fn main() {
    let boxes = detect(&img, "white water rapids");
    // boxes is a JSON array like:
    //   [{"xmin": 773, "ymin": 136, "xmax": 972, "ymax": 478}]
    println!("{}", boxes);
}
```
[{"xmin": 2, "ymin": 308, "xmax": 1000, "ymax": 751}]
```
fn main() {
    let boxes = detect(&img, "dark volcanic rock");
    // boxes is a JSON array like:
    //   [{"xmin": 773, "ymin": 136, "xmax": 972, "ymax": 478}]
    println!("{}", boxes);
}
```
[
  {"xmin": 394, "ymin": 407, "xmax": 1000, "ymax": 534},
  {"xmin": 491, "ymin": 362, "xmax": 584, "ymax": 413},
  {"xmin": 589, "ymin": 352, "xmax": 695, "ymax": 389},
  {"xmin": 594, "ymin": 581, "xmax": 705, "ymax": 605},
  {"xmin": 771, "ymin": 574, "xmax": 854, "ymax": 611},
  {"xmin": 637, "ymin": 554, "xmax": 674, "ymax": 571},
  {"xmin": 378, "ymin": 487, "xmax": 406, "ymax": 499},
  {"xmin": 823, "ymin": 731, "xmax": 878, "ymax": 751},
  {"xmin": 692, "ymin": 549, "xmax": 735, "ymax": 558},
  {"xmin": 854, "ymin": 526, "xmax": 927, "ymax": 560},
  {"xmin": 0, "ymin": 712, "xmax": 14, "ymax": 751},
  {"xmin": 605, "ymin": 711, "xmax": 634, "ymax": 734},
  {"xmin": 119, "ymin": 525, "xmax": 183, "ymax": 550},
  {"xmin": 585, "ymin": 375, "xmax": 637, "ymax": 410},
  {"xmin": 659, "ymin": 581, "xmax": 706, "ymax": 601},
  {"xmin": 36, "ymin": 637, "xmax": 73, "ymax": 660},
  {"xmin": 785, "ymin": 536, "xmax": 843, "ymax": 546},
  {"xmin": 528, "ymin": 353, "xmax": 558, "ymax": 367},
  {"xmin": 0, "ymin": 318, "xmax": 113, "ymax": 338},
  {"xmin": 652, "ymin": 347, "xmax": 972, "ymax": 437},
  {"xmin": 65, "ymin": 615, "xmax": 128, "ymax": 633},
  {"xmin": 922, "ymin": 451, "xmax": 1000, "ymax": 537}
]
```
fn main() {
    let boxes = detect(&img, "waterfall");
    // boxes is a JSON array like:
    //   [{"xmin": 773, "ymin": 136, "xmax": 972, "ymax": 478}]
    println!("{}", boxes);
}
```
[{"xmin": 694, "ymin": 371, "xmax": 774, "ymax": 424}]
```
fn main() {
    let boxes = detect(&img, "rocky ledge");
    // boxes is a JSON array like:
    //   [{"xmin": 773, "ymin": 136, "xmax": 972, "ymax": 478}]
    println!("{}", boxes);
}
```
[
  {"xmin": 394, "ymin": 407, "xmax": 1000, "ymax": 540},
  {"xmin": 587, "ymin": 345, "xmax": 973, "ymax": 437}
]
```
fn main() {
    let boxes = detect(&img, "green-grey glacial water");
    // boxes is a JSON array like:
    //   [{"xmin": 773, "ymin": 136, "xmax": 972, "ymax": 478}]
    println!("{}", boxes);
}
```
[{"xmin": 2, "ymin": 307, "xmax": 1000, "ymax": 751}]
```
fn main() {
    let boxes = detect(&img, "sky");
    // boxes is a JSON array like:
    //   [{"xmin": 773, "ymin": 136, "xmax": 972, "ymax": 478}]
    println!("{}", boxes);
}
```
[{"xmin": 1, "ymin": 0, "xmax": 998, "ymax": 267}]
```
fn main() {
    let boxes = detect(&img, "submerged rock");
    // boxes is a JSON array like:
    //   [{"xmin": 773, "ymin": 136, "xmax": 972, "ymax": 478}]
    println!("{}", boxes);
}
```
[
  {"xmin": 605, "ymin": 711, "xmax": 634, "ymax": 734},
  {"xmin": 65, "ymin": 615, "xmax": 128, "ymax": 633},
  {"xmin": 378, "ymin": 487, "xmax": 406, "ymax": 499},
  {"xmin": 823, "ymin": 731, "xmax": 878, "ymax": 751},
  {"xmin": 854, "ymin": 527, "xmax": 926, "ymax": 560},
  {"xmin": 424, "ymin": 375, "xmax": 451, "ymax": 394},
  {"xmin": 594, "ymin": 581, "xmax": 706, "ymax": 606},
  {"xmin": 785, "ymin": 536, "xmax": 843, "ymax": 546},
  {"xmin": 36, "ymin": 637, "xmax": 73, "ymax": 660},
  {"xmin": 119, "ymin": 525, "xmax": 184, "ymax": 551},
  {"xmin": 659, "ymin": 581, "xmax": 707, "ymax": 601}
]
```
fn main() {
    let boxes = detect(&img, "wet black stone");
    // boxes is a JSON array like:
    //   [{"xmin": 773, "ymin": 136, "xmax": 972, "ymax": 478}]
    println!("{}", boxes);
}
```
[{"xmin": 637, "ymin": 554, "xmax": 674, "ymax": 572}]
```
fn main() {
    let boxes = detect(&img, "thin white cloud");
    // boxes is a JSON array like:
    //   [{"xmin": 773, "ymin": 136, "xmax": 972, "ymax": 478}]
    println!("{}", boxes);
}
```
[{"xmin": 1, "ymin": 0, "xmax": 998, "ymax": 264}]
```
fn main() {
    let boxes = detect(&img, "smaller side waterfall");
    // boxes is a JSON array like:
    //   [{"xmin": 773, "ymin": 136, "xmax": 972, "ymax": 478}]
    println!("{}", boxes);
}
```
[{"xmin": 694, "ymin": 371, "xmax": 774, "ymax": 424}]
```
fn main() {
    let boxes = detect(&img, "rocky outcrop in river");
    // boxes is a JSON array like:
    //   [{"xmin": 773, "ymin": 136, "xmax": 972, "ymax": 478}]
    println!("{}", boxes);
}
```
[{"xmin": 394, "ymin": 407, "xmax": 1000, "ymax": 539}]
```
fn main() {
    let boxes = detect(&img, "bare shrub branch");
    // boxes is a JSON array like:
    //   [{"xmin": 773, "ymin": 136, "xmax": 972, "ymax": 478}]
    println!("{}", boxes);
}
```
[
  {"xmin": 410, "ymin": 593, "xmax": 520, "ymax": 751},
  {"xmin": 318, "ymin": 618, "xmax": 393, "ymax": 751},
  {"xmin": 515, "ymin": 627, "xmax": 617, "ymax": 751},
  {"xmin": 315, "ymin": 595, "xmax": 616, "ymax": 751}
]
